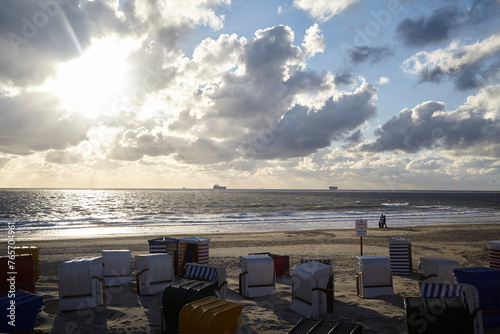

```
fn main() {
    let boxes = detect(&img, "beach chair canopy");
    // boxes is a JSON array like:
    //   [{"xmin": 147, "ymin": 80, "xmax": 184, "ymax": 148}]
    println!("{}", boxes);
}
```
[
  {"xmin": 418, "ymin": 257, "xmax": 460, "ymax": 282},
  {"xmin": 291, "ymin": 261, "xmax": 334, "ymax": 317},
  {"xmin": 0, "ymin": 254, "xmax": 36, "ymax": 294},
  {"xmin": 0, "ymin": 290, "xmax": 44, "ymax": 333},
  {"xmin": 239, "ymin": 255, "xmax": 275, "ymax": 298},
  {"xmin": 183, "ymin": 262, "xmax": 228, "ymax": 298},
  {"xmin": 487, "ymin": 241, "xmax": 500, "ymax": 270},
  {"xmin": 389, "ymin": 237, "xmax": 413, "ymax": 275},
  {"xmin": 135, "ymin": 253, "xmax": 175, "ymax": 296},
  {"xmin": 356, "ymin": 255, "xmax": 393, "ymax": 298},
  {"xmin": 58, "ymin": 257, "xmax": 105, "ymax": 311},
  {"xmin": 102, "ymin": 250, "xmax": 132, "ymax": 286}
]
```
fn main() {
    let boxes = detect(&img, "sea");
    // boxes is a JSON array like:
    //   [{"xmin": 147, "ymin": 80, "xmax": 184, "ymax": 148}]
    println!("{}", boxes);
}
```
[{"xmin": 0, "ymin": 188, "xmax": 499, "ymax": 241}]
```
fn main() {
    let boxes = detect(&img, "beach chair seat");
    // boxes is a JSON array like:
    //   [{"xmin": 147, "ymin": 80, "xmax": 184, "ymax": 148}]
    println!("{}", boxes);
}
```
[
  {"xmin": 291, "ymin": 261, "xmax": 334, "ymax": 317},
  {"xmin": 0, "ymin": 290, "xmax": 45, "ymax": 333},
  {"xmin": 102, "ymin": 250, "xmax": 132, "ymax": 287},
  {"xmin": 239, "ymin": 255, "xmax": 275, "ymax": 298},
  {"xmin": 0, "ymin": 254, "xmax": 36, "ymax": 294},
  {"xmin": 135, "ymin": 253, "xmax": 175, "ymax": 296},
  {"xmin": 58, "ymin": 257, "xmax": 105, "ymax": 311},
  {"xmin": 287, "ymin": 318, "xmax": 362, "ymax": 333},
  {"xmin": 404, "ymin": 297, "xmax": 473, "ymax": 334},
  {"xmin": 418, "ymin": 257, "xmax": 460, "ymax": 282},
  {"xmin": 356, "ymin": 255, "xmax": 393, "ymax": 298},
  {"xmin": 183, "ymin": 262, "xmax": 228, "ymax": 298}
]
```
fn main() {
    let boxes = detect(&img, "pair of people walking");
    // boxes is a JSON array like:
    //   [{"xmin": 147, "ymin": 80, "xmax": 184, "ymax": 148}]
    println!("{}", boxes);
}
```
[{"xmin": 379, "ymin": 214, "xmax": 387, "ymax": 228}]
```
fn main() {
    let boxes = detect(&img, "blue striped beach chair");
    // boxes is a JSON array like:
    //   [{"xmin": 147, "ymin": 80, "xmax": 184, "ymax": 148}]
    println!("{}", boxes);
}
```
[{"xmin": 183, "ymin": 262, "xmax": 227, "ymax": 298}]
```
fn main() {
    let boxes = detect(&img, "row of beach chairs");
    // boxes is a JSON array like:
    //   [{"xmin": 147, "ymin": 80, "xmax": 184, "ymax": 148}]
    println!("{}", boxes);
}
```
[{"xmin": 1, "ymin": 238, "xmax": 500, "ymax": 333}]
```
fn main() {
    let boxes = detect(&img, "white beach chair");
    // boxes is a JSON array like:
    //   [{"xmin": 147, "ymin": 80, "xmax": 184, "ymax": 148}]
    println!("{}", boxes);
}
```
[
  {"xmin": 183, "ymin": 262, "xmax": 228, "ymax": 298},
  {"xmin": 135, "ymin": 253, "xmax": 175, "ymax": 296},
  {"xmin": 418, "ymin": 257, "xmax": 460, "ymax": 282},
  {"xmin": 291, "ymin": 260, "xmax": 334, "ymax": 317},
  {"xmin": 356, "ymin": 255, "xmax": 393, "ymax": 298},
  {"xmin": 58, "ymin": 257, "xmax": 105, "ymax": 311},
  {"xmin": 239, "ymin": 255, "xmax": 275, "ymax": 298},
  {"xmin": 102, "ymin": 250, "xmax": 132, "ymax": 287}
]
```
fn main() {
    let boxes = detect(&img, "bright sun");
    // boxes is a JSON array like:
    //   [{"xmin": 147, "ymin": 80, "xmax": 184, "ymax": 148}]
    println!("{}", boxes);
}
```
[{"xmin": 50, "ymin": 38, "xmax": 130, "ymax": 118}]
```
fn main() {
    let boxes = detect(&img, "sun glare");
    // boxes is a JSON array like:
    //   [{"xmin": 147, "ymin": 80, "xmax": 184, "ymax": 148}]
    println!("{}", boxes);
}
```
[{"xmin": 51, "ymin": 38, "xmax": 130, "ymax": 118}]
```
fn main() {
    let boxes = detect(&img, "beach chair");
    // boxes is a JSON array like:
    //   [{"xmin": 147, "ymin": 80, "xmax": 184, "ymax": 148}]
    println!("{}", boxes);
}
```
[
  {"xmin": 135, "ymin": 253, "xmax": 175, "ymax": 296},
  {"xmin": 487, "ymin": 241, "xmax": 500, "ymax": 270},
  {"xmin": 13, "ymin": 245, "xmax": 41, "ymax": 280},
  {"xmin": 0, "ymin": 254, "xmax": 36, "ymax": 294},
  {"xmin": 250, "ymin": 252, "xmax": 290, "ymax": 276},
  {"xmin": 291, "ymin": 261, "xmax": 334, "ymax": 317},
  {"xmin": 389, "ymin": 237, "xmax": 413, "ymax": 275},
  {"xmin": 287, "ymin": 318, "xmax": 362, "ymax": 334},
  {"xmin": 183, "ymin": 262, "xmax": 228, "ymax": 298},
  {"xmin": 418, "ymin": 281, "xmax": 483, "ymax": 334},
  {"xmin": 161, "ymin": 279, "xmax": 218, "ymax": 333},
  {"xmin": 58, "ymin": 257, "xmax": 105, "ymax": 311},
  {"xmin": 239, "ymin": 254, "xmax": 275, "ymax": 298},
  {"xmin": 102, "ymin": 250, "xmax": 132, "ymax": 287},
  {"xmin": 178, "ymin": 236, "xmax": 210, "ymax": 274},
  {"xmin": 178, "ymin": 296, "xmax": 242, "ymax": 334},
  {"xmin": 148, "ymin": 237, "xmax": 180, "ymax": 275},
  {"xmin": 454, "ymin": 267, "xmax": 500, "ymax": 330},
  {"xmin": 404, "ymin": 297, "xmax": 473, "ymax": 334},
  {"xmin": 356, "ymin": 255, "xmax": 393, "ymax": 298},
  {"xmin": 0, "ymin": 290, "xmax": 45, "ymax": 333},
  {"xmin": 418, "ymin": 257, "xmax": 460, "ymax": 282}
]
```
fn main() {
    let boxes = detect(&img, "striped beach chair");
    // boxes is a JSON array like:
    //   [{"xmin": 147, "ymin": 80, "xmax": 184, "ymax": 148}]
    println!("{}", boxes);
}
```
[
  {"xmin": 183, "ymin": 262, "xmax": 228, "ymax": 298},
  {"xmin": 389, "ymin": 237, "xmax": 412, "ymax": 275},
  {"xmin": 487, "ymin": 241, "xmax": 500, "ymax": 270}
]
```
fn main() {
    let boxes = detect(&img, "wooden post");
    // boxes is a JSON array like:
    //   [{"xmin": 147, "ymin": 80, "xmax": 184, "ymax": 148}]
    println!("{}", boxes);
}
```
[{"xmin": 360, "ymin": 236, "xmax": 363, "ymax": 256}]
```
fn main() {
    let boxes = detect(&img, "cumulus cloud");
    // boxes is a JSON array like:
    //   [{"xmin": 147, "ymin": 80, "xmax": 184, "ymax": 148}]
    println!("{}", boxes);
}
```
[
  {"xmin": 293, "ymin": 0, "xmax": 359, "ymax": 22},
  {"xmin": 360, "ymin": 85, "xmax": 500, "ymax": 157},
  {"xmin": 302, "ymin": 23, "xmax": 325, "ymax": 58},
  {"xmin": 45, "ymin": 150, "xmax": 85, "ymax": 164},
  {"xmin": 109, "ymin": 25, "xmax": 378, "ymax": 164},
  {"xmin": 402, "ymin": 33, "xmax": 500, "ymax": 90}
]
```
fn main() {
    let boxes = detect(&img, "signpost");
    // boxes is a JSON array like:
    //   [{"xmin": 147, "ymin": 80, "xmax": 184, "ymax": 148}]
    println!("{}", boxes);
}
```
[{"xmin": 355, "ymin": 219, "xmax": 367, "ymax": 255}]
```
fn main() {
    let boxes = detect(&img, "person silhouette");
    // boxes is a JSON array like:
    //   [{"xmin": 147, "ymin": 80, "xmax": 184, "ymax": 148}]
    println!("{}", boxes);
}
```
[{"xmin": 382, "ymin": 215, "xmax": 387, "ymax": 228}]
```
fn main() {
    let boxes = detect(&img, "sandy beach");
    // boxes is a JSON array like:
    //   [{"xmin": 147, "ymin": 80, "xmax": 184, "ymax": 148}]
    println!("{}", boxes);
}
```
[{"xmin": 6, "ymin": 223, "xmax": 500, "ymax": 334}]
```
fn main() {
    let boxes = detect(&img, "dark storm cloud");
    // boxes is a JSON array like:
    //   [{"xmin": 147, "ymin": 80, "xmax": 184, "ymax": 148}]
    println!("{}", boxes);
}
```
[
  {"xmin": 360, "ymin": 95, "xmax": 500, "ymax": 156},
  {"xmin": 0, "ymin": 0, "xmax": 93, "ymax": 85},
  {"xmin": 347, "ymin": 45, "xmax": 394, "ymax": 65},
  {"xmin": 397, "ymin": 5, "xmax": 458, "ymax": 47},
  {"xmin": 246, "ymin": 82, "xmax": 378, "ymax": 160},
  {"xmin": 334, "ymin": 72, "xmax": 356, "ymax": 86},
  {"xmin": 0, "ymin": 92, "xmax": 90, "ymax": 155}
]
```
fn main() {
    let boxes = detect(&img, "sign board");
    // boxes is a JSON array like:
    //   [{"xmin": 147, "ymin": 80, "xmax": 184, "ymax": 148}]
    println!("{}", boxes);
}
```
[{"xmin": 355, "ymin": 219, "xmax": 367, "ymax": 237}]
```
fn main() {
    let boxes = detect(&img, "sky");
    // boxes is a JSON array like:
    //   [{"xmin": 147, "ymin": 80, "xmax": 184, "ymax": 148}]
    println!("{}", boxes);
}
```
[{"xmin": 0, "ymin": 0, "xmax": 499, "ymax": 190}]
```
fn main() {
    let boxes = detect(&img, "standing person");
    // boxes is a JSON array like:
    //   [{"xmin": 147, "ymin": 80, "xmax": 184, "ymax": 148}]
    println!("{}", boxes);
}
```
[
  {"xmin": 379, "ymin": 214, "xmax": 384, "ymax": 228},
  {"xmin": 382, "ymin": 215, "xmax": 387, "ymax": 228}
]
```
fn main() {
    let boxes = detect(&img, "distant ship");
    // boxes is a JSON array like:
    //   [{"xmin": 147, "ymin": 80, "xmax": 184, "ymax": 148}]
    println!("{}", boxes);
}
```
[
  {"xmin": 213, "ymin": 184, "xmax": 227, "ymax": 189},
  {"xmin": 329, "ymin": 186, "xmax": 338, "ymax": 190}
]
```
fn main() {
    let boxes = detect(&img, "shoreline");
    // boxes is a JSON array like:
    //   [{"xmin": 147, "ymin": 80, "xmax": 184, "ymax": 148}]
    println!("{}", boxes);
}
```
[{"xmin": 2, "ymin": 224, "xmax": 500, "ymax": 333}]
